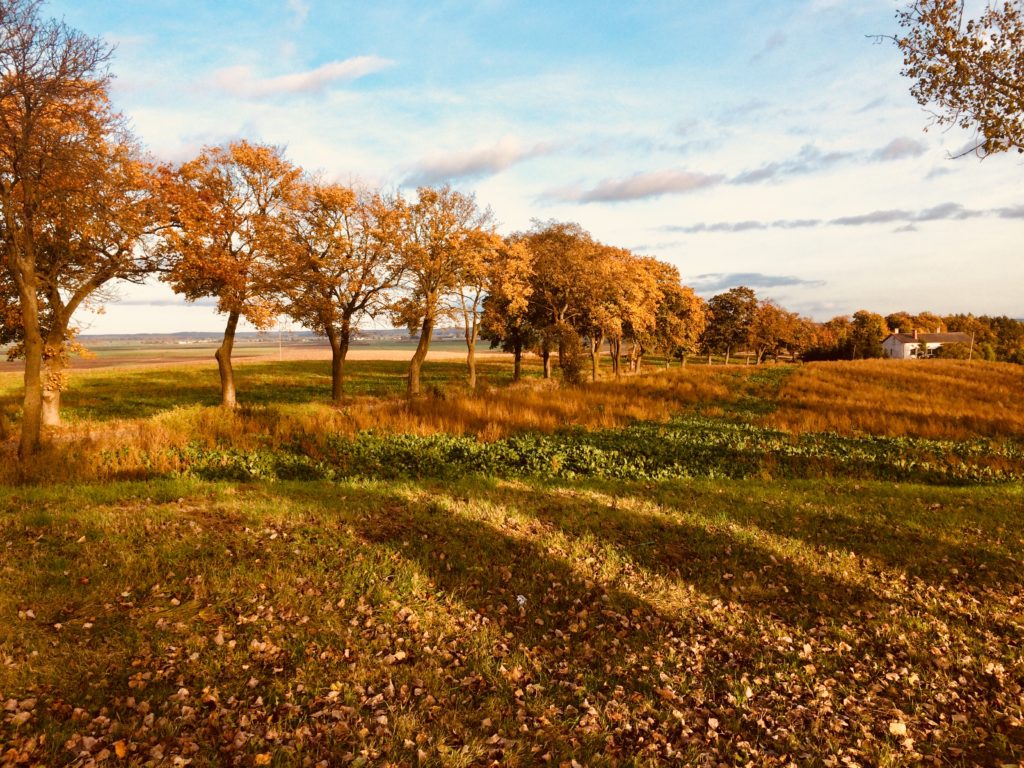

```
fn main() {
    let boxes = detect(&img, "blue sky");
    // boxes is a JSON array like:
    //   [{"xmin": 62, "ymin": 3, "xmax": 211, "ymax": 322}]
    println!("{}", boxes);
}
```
[{"xmin": 52, "ymin": 0, "xmax": 1023, "ymax": 333}]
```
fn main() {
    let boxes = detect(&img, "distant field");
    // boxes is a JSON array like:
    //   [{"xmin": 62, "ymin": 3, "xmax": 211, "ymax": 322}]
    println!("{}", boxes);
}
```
[{"xmin": 0, "ymin": 338, "xmax": 498, "ymax": 372}]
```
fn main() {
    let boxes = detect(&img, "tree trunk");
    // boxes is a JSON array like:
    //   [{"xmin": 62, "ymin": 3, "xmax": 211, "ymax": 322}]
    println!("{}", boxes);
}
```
[
  {"xmin": 326, "ymin": 321, "xmax": 351, "ymax": 403},
  {"xmin": 542, "ymin": 347, "xmax": 552, "ymax": 379},
  {"xmin": 724, "ymin": 348, "xmax": 731, "ymax": 366},
  {"xmin": 707, "ymin": 352, "xmax": 712, "ymax": 365},
  {"xmin": 215, "ymin": 310, "xmax": 240, "ymax": 408},
  {"xmin": 512, "ymin": 342, "xmax": 522, "ymax": 382},
  {"xmin": 19, "ymin": 327, "xmax": 44, "ymax": 460},
  {"xmin": 682, "ymin": 354, "xmax": 688, "ymax": 367},
  {"xmin": 408, "ymin": 314, "xmax": 434, "ymax": 396},
  {"xmin": 41, "ymin": 377, "xmax": 61, "ymax": 427},
  {"xmin": 16, "ymin": 282, "xmax": 44, "ymax": 460},
  {"xmin": 590, "ymin": 333, "xmax": 603, "ymax": 382},
  {"xmin": 466, "ymin": 340, "xmax": 476, "ymax": 390}
]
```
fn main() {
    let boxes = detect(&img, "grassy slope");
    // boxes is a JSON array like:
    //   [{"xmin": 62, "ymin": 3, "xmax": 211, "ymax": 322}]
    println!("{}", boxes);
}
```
[
  {"xmin": 1, "ymin": 478, "xmax": 1022, "ymax": 767},
  {"xmin": 1, "ymin": 359, "xmax": 1023, "ymax": 765}
]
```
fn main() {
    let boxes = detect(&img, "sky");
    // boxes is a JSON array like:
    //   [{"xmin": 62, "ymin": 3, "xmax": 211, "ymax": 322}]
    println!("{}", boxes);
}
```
[{"xmin": 50, "ymin": 0, "xmax": 1023, "ymax": 334}]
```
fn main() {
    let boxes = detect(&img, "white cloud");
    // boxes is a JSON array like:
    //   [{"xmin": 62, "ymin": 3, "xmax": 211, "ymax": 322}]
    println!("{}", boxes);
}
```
[
  {"xmin": 551, "ymin": 169, "xmax": 724, "ymax": 203},
  {"xmin": 405, "ymin": 136, "xmax": 557, "ymax": 185},
  {"xmin": 287, "ymin": 0, "xmax": 310, "ymax": 26},
  {"xmin": 870, "ymin": 137, "xmax": 927, "ymax": 161},
  {"xmin": 212, "ymin": 56, "xmax": 394, "ymax": 98}
]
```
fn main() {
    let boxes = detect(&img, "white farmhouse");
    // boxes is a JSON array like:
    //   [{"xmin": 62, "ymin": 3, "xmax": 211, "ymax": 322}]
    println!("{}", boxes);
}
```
[{"xmin": 882, "ymin": 329, "xmax": 973, "ymax": 359}]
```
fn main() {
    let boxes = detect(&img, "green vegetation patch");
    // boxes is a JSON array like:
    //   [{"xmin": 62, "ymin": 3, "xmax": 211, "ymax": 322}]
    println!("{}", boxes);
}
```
[{"xmin": 153, "ymin": 416, "xmax": 1024, "ymax": 486}]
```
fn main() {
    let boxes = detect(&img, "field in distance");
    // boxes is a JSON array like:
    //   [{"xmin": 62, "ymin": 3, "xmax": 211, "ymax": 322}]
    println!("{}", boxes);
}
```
[{"xmin": 1, "ymin": 356, "xmax": 1022, "ymax": 766}]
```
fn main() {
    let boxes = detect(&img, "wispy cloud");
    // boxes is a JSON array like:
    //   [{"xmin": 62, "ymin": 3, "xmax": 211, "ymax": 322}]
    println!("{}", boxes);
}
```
[
  {"xmin": 212, "ymin": 56, "xmax": 394, "ymax": 98},
  {"xmin": 286, "ymin": 0, "xmax": 310, "ymax": 26},
  {"xmin": 405, "ymin": 137, "xmax": 557, "ymax": 185},
  {"xmin": 691, "ymin": 272, "xmax": 826, "ymax": 292},
  {"xmin": 731, "ymin": 144, "xmax": 852, "ymax": 185},
  {"xmin": 548, "ymin": 169, "xmax": 724, "ymax": 203},
  {"xmin": 870, "ymin": 137, "xmax": 927, "ymax": 162},
  {"xmin": 667, "ymin": 202, "xmax": 997, "ymax": 233},
  {"xmin": 749, "ymin": 31, "xmax": 787, "ymax": 64}
]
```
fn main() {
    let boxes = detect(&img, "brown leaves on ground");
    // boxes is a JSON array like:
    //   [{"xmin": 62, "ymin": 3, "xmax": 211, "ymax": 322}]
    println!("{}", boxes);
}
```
[{"xmin": 0, "ymin": 478, "xmax": 1022, "ymax": 766}]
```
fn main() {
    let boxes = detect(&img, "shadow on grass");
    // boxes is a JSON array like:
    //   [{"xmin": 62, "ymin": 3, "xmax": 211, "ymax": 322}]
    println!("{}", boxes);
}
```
[{"xmin": 647, "ymin": 482, "xmax": 1024, "ymax": 590}]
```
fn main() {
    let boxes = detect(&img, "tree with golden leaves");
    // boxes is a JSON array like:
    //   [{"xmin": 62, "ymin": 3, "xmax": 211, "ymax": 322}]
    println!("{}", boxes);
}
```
[
  {"xmin": 453, "ymin": 229, "xmax": 502, "ymax": 390},
  {"xmin": 479, "ymin": 237, "xmax": 535, "ymax": 381},
  {"xmin": 750, "ymin": 300, "xmax": 801, "ymax": 364},
  {"xmin": 520, "ymin": 221, "xmax": 598, "ymax": 378},
  {"xmin": 894, "ymin": 0, "xmax": 1023, "ymax": 156},
  {"xmin": 389, "ymin": 185, "xmax": 492, "ymax": 396},
  {"xmin": 34, "ymin": 133, "xmax": 161, "ymax": 426},
  {"xmin": 0, "ymin": 0, "xmax": 130, "ymax": 459},
  {"xmin": 282, "ymin": 183, "xmax": 402, "ymax": 401},
  {"xmin": 640, "ymin": 260, "xmax": 707, "ymax": 367},
  {"xmin": 162, "ymin": 141, "xmax": 302, "ymax": 408}
]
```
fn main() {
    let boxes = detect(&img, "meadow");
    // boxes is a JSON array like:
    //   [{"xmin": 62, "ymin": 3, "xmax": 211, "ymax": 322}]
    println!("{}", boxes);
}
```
[{"xmin": 1, "ymin": 355, "xmax": 1022, "ymax": 766}]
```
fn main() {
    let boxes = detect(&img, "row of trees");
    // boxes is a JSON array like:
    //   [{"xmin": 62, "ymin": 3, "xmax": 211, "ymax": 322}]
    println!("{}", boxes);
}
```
[{"xmin": 4, "ymin": 0, "xmax": 1022, "ymax": 462}]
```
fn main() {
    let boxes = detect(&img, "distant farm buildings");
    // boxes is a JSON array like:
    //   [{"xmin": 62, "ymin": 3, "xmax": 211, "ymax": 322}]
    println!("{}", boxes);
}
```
[{"xmin": 882, "ymin": 329, "xmax": 973, "ymax": 359}]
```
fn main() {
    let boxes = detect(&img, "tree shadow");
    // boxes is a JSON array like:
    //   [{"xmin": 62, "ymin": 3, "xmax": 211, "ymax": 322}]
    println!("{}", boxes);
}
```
[{"xmin": 480, "ymin": 482, "xmax": 888, "ymax": 631}]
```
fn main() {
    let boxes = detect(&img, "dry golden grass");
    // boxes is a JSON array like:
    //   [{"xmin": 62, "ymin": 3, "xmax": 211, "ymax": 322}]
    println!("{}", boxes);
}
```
[
  {"xmin": 1, "ymin": 366, "xmax": 737, "ymax": 483},
  {"xmin": 764, "ymin": 359, "xmax": 1024, "ymax": 440}
]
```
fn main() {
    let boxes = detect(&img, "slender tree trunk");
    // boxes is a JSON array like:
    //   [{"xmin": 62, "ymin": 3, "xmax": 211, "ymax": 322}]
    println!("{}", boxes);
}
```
[
  {"xmin": 542, "ymin": 346, "xmax": 552, "ymax": 379},
  {"xmin": 590, "ymin": 332, "xmax": 603, "ymax": 382},
  {"xmin": 682, "ymin": 354, "xmax": 688, "ymax": 367},
  {"xmin": 612, "ymin": 339, "xmax": 622, "ymax": 377},
  {"xmin": 466, "ymin": 337, "xmax": 477, "ymax": 390},
  {"xmin": 326, "ymin": 321, "xmax": 351, "ymax": 403},
  {"xmin": 16, "ymin": 278, "xmax": 44, "ymax": 459},
  {"xmin": 408, "ymin": 314, "xmax": 434, "ymax": 396},
  {"xmin": 512, "ymin": 342, "xmax": 522, "ymax": 382},
  {"xmin": 707, "ymin": 351, "xmax": 712, "ymax": 365},
  {"xmin": 215, "ymin": 310, "xmax": 240, "ymax": 408},
  {"xmin": 724, "ymin": 347, "xmax": 731, "ymax": 366}
]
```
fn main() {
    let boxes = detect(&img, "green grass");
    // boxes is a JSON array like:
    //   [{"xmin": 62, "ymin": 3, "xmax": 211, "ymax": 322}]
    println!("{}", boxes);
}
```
[
  {"xmin": 0, "ymin": 357, "xmax": 523, "ymax": 423},
  {"xmin": 1, "ymin": 478, "xmax": 1021, "ymax": 766},
  {"xmin": 1, "ymin": 356, "xmax": 1022, "ymax": 765}
]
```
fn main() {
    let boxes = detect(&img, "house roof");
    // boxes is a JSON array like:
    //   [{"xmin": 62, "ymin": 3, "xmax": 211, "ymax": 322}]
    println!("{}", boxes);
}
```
[{"xmin": 885, "ymin": 332, "xmax": 973, "ymax": 344}]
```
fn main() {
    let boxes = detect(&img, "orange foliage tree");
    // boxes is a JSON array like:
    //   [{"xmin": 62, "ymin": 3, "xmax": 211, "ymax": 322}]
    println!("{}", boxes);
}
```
[
  {"xmin": 0, "ymin": 0, "xmax": 146, "ymax": 458},
  {"xmin": 282, "ymin": 183, "xmax": 403, "ymax": 401},
  {"xmin": 389, "ymin": 186, "xmax": 493, "ymax": 395},
  {"xmin": 162, "ymin": 141, "xmax": 302, "ymax": 408},
  {"xmin": 479, "ymin": 238, "xmax": 535, "ymax": 381}
]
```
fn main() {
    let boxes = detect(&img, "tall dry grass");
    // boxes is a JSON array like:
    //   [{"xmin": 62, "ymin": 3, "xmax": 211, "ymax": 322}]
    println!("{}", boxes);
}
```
[
  {"xmin": 764, "ymin": 359, "xmax": 1024, "ymax": 440},
  {"xmin": 1, "ymin": 367, "xmax": 736, "ymax": 484}
]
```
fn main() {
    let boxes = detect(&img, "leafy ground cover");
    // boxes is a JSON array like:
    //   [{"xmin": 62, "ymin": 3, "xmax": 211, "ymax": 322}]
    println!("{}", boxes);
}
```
[{"xmin": 1, "ymin": 478, "xmax": 1022, "ymax": 767}]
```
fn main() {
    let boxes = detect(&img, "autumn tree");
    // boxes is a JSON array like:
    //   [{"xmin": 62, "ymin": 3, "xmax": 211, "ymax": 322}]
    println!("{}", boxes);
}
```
[
  {"xmin": 704, "ymin": 286, "xmax": 758, "ymax": 365},
  {"xmin": 34, "ymin": 132, "xmax": 161, "ymax": 425},
  {"xmin": 520, "ymin": 221, "xmax": 598, "ymax": 378},
  {"xmin": 162, "ymin": 141, "xmax": 302, "ymax": 408},
  {"xmin": 389, "ymin": 185, "xmax": 492, "ymax": 396},
  {"xmin": 894, "ymin": 0, "xmax": 1024, "ymax": 156},
  {"xmin": 750, "ymin": 300, "xmax": 801, "ymax": 363},
  {"xmin": 281, "ymin": 183, "xmax": 402, "ymax": 401},
  {"xmin": 454, "ymin": 230, "xmax": 501, "ymax": 390},
  {"xmin": 619, "ymin": 255, "xmax": 663, "ymax": 374},
  {"xmin": 479, "ymin": 238, "xmax": 535, "ymax": 381},
  {"xmin": 575, "ymin": 246, "xmax": 628, "ymax": 381},
  {"xmin": 0, "ymin": 0, "xmax": 134, "ymax": 458},
  {"xmin": 848, "ymin": 310, "xmax": 888, "ymax": 359},
  {"xmin": 631, "ymin": 263, "xmax": 706, "ymax": 366}
]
